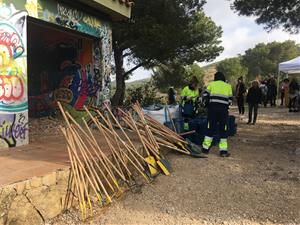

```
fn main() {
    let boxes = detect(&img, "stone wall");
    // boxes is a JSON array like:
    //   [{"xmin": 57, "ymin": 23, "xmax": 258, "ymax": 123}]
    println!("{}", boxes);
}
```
[{"xmin": 0, "ymin": 168, "xmax": 73, "ymax": 225}]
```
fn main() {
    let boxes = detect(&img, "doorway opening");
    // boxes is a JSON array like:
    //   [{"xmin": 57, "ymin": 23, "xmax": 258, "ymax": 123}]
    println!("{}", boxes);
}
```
[{"xmin": 27, "ymin": 17, "xmax": 99, "ymax": 118}]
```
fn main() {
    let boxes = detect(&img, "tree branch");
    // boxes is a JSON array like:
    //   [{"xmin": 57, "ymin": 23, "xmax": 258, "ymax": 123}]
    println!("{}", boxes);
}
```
[{"xmin": 124, "ymin": 59, "xmax": 152, "ymax": 76}]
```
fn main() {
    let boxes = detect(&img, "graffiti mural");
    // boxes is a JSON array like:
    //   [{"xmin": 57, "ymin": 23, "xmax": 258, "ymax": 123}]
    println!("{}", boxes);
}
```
[
  {"xmin": 99, "ymin": 25, "xmax": 113, "ymax": 106},
  {"xmin": 0, "ymin": 111, "xmax": 29, "ymax": 147},
  {"xmin": 0, "ymin": 0, "xmax": 114, "ymax": 148},
  {"xmin": 0, "ymin": 2, "xmax": 28, "ymax": 147},
  {"xmin": 36, "ymin": 0, "xmax": 113, "ymax": 106},
  {"xmin": 0, "ymin": 18, "xmax": 27, "ymax": 112},
  {"xmin": 59, "ymin": 60, "xmax": 95, "ymax": 109},
  {"xmin": 28, "ymin": 35, "xmax": 96, "ymax": 116}
]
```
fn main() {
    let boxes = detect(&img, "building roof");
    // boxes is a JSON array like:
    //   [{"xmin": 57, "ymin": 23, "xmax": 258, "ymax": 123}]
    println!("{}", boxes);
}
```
[
  {"xmin": 79, "ymin": 0, "xmax": 133, "ymax": 20},
  {"xmin": 116, "ymin": 0, "xmax": 134, "ymax": 7}
]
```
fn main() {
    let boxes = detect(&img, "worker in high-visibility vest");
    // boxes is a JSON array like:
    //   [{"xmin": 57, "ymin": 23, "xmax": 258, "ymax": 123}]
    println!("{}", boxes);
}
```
[
  {"xmin": 202, "ymin": 72, "xmax": 233, "ymax": 157},
  {"xmin": 181, "ymin": 76, "xmax": 199, "ymax": 130}
]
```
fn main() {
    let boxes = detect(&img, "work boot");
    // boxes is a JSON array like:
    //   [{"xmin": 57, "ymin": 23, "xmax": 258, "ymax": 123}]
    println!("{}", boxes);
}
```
[{"xmin": 220, "ymin": 151, "xmax": 230, "ymax": 157}]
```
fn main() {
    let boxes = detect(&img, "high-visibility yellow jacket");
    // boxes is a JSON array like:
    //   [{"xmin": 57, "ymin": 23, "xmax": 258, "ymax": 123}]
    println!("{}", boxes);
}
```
[
  {"xmin": 180, "ymin": 86, "xmax": 199, "ymax": 100},
  {"xmin": 203, "ymin": 81, "xmax": 233, "ymax": 107}
]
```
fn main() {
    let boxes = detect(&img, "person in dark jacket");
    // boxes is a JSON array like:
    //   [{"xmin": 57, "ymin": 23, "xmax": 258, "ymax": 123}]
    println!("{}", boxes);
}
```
[
  {"xmin": 167, "ymin": 87, "xmax": 176, "ymax": 105},
  {"xmin": 267, "ymin": 77, "xmax": 277, "ymax": 107},
  {"xmin": 246, "ymin": 80, "xmax": 262, "ymax": 125},
  {"xmin": 235, "ymin": 76, "xmax": 246, "ymax": 115},
  {"xmin": 288, "ymin": 78, "xmax": 299, "ymax": 112},
  {"xmin": 259, "ymin": 80, "xmax": 268, "ymax": 107}
]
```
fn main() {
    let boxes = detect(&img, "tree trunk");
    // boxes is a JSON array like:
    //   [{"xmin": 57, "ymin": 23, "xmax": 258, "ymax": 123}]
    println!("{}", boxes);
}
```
[{"xmin": 111, "ymin": 46, "xmax": 125, "ymax": 106}]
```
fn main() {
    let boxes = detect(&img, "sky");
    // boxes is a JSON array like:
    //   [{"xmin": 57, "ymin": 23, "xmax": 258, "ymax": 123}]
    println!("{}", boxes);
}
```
[{"xmin": 127, "ymin": 0, "xmax": 300, "ymax": 82}]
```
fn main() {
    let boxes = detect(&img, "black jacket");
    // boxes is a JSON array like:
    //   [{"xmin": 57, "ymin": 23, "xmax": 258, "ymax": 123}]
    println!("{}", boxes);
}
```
[
  {"xmin": 246, "ymin": 87, "xmax": 262, "ymax": 104},
  {"xmin": 267, "ymin": 83, "xmax": 277, "ymax": 97},
  {"xmin": 289, "ymin": 81, "xmax": 299, "ymax": 93},
  {"xmin": 235, "ymin": 82, "xmax": 246, "ymax": 97}
]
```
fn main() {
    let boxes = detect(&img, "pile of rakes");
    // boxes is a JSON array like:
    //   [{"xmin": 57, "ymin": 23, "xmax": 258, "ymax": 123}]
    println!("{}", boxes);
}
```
[{"xmin": 58, "ymin": 102, "xmax": 204, "ymax": 220}]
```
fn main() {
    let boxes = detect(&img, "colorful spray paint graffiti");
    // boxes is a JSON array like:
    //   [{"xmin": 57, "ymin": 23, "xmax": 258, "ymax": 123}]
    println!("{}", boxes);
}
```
[
  {"xmin": 0, "ymin": 112, "xmax": 28, "ymax": 147},
  {"xmin": 0, "ymin": 16, "xmax": 27, "ymax": 112},
  {"xmin": 0, "ymin": 0, "xmax": 113, "ymax": 147},
  {"xmin": 100, "ymin": 27, "xmax": 112, "ymax": 106},
  {"xmin": 37, "ymin": 0, "xmax": 113, "ymax": 105},
  {"xmin": 0, "ymin": 2, "xmax": 28, "ymax": 147},
  {"xmin": 59, "ymin": 60, "xmax": 95, "ymax": 109}
]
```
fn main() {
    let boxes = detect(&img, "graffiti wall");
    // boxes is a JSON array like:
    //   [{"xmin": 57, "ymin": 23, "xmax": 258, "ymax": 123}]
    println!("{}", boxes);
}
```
[
  {"xmin": 0, "ymin": 2, "xmax": 28, "ymax": 147},
  {"xmin": 28, "ymin": 30, "xmax": 96, "ymax": 116},
  {"xmin": 0, "ymin": 0, "xmax": 113, "ymax": 147},
  {"xmin": 32, "ymin": 0, "xmax": 113, "ymax": 105},
  {"xmin": 0, "ymin": 112, "xmax": 28, "ymax": 147}
]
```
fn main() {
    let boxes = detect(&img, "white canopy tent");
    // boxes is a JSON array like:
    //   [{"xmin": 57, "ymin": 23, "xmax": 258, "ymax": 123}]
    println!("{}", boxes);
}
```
[{"xmin": 278, "ymin": 56, "xmax": 300, "ymax": 74}]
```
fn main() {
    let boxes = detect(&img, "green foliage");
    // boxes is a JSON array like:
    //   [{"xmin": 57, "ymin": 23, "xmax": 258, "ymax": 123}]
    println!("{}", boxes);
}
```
[
  {"xmin": 117, "ymin": 2, "xmax": 223, "ymax": 66},
  {"xmin": 124, "ymin": 82, "xmax": 163, "ymax": 107},
  {"xmin": 111, "ymin": 0, "xmax": 224, "ymax": 105},
  {"xmin": 231, "ymin": 0, "xmax": 300, "ymax": 33},
  {"xmin": 152, "ymin": 62, "xmax": 205, "ymax": 92},
  {"xmin": 216, "ymin": 57, "xmax": 248, "ymax": 84},
  {"xmin": 241, "ymin": 41, "xmax": 300, "ymax": 81},
  {"xmin": 185, "ymin": 64, "xmax": 205, "ymax": 87}
]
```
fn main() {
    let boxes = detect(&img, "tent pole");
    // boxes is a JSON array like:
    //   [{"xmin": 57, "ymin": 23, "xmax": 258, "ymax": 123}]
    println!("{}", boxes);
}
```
[{"xmin": 277, "ymin": 69, "xmax": 280, "ymax": 101}]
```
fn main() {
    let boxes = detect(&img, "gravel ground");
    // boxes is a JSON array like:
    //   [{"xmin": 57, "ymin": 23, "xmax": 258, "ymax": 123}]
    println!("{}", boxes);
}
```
[
  {"xmin": 29, "ymin": 117, "xmax": 63, "ymax": 139},
  {"xmin": 49, "ymin": 107, "xmax": 300, "ymax": 225}
]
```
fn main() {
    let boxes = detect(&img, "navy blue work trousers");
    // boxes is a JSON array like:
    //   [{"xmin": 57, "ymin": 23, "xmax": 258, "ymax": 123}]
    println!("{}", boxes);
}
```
[{"xmin": 207, "ymin": 107, "xmax": 229, "ymax": 139}]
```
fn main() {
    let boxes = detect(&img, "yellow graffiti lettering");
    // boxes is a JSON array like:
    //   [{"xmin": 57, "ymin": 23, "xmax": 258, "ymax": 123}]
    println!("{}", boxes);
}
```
[
  {"xmin": 0, "ymin": 45, "xmax": 12, "ymax": 67},
  {"xmin": 25, "ymin": 0, "xmax": 43, "ymax": 17},
  {"xmin": 83, "ymin": 16, "xmax": 101, "ymax": 28}
]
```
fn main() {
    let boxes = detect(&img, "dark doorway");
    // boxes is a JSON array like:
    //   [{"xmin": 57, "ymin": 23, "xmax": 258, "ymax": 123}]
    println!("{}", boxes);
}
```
[{"xmin": 27, "ymin": 17, "xmax": 99, "ymax": 118}]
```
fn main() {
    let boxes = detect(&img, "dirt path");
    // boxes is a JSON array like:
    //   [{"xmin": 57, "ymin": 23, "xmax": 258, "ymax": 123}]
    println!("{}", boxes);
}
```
[{"xmin": 50, "ymin": 107, "xmax": 300, "ymax": 225}]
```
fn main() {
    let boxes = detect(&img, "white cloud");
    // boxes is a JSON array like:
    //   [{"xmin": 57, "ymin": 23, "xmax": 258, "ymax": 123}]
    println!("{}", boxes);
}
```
[{"xmin": 201, "ymin": 0, "xmax": 300, "ymax": 65}]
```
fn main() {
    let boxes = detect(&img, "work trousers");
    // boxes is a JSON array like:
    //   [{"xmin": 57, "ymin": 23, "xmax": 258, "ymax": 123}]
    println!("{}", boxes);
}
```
[
  {"xmin": 236, "ymin": 96, "xmax": 245, "ymax": 115},
  {"xmin": 268, "ymin": 96, "xmax": 276, "ymax": 106},
  {"xmin": 289, "ymin": 96, "xmax": 299, "ymax": 111},
  {"xmin": 202, "ymin": 107, "xmax": 229, "ymax": 152},
  {"xmin": 248, "ymin": 103, "xmax": 258, "ymax": 123},
  {"xmin": 262, "ymin": 95, "xmax": 267, "ymax": 107}
]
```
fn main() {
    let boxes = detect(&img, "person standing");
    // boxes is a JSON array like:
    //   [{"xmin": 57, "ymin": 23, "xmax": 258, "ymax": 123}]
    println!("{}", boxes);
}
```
[
  {"xmin": 246, "ymin": 80, "xmax": 262, "ymax": 125},
  {"xmin": 181, "ymin": 76, "xmax": 199, "ymax": 130},
  {"xmin": 259, "ymin": 80, "xmax": 268, "ymax": 107},
  {"xmin": 267, "ymin": 77, "xmax": 277, "ymax": 107},
  {"xmin": 202, "ymin": 72, "xmax": 233, "ymax": 157},
  {"xmin": 288, "ymin": 78, "xmax": 299, "ymax": 112},
  {"xmin": 280, "ymin": 79, "xmax": 289, "ymax": 106},
  {"xmin": 235, "ymin": 76, "xmax": 246, "ymax": 115},
  {"xmin": 167, "ymin": 87, "xmax": 177, "ymax": 105}
]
